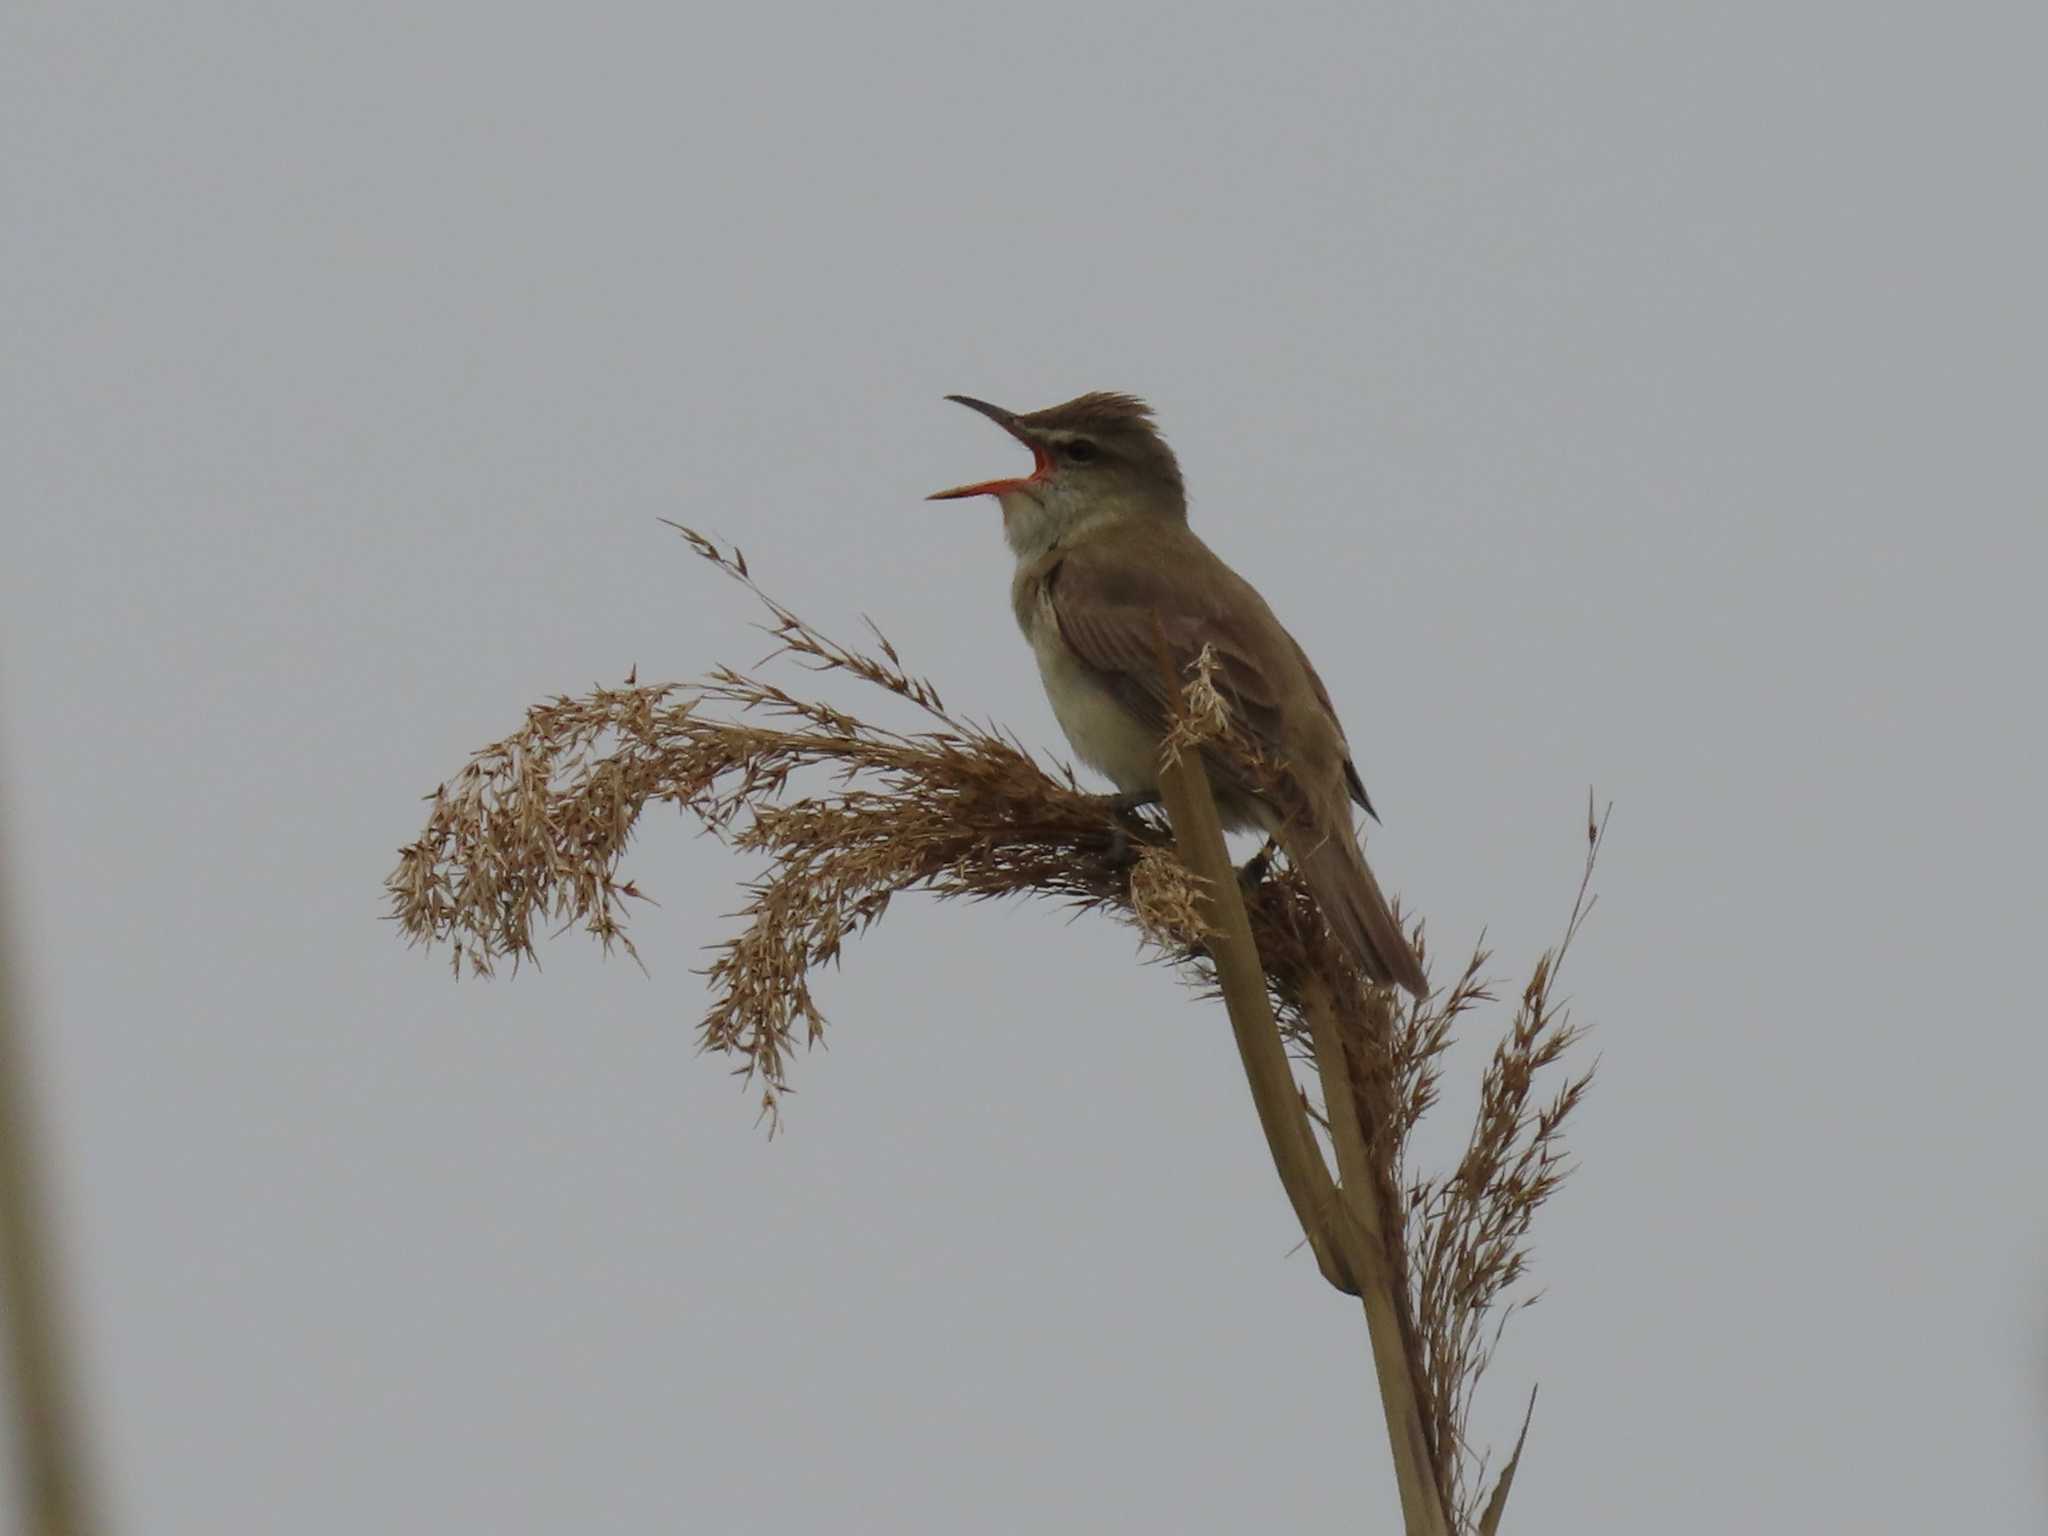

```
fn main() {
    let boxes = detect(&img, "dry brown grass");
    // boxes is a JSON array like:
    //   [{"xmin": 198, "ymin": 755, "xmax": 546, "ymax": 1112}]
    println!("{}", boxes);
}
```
[{"xmin": 385, "ymin": 526, "xmax": 1600, "ymax": 1532}]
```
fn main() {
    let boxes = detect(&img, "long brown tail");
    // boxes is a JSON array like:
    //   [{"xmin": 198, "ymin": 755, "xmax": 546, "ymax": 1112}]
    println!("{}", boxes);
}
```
[{"xmin": 1281, "ymin": 814, "xmax": 1429, "ymax": 997}]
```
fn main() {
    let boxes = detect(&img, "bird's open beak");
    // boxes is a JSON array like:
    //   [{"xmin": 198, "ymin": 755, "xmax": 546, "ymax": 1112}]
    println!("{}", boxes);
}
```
[{"xmin": 927, "ymin": 395, "xmax": 1053, "ymax": 500}]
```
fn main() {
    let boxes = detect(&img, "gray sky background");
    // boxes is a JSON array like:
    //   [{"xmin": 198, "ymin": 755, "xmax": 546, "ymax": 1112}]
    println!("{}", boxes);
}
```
[{"xmin": 5, "ymin": 4, "xmax": 2045, "ymax": 1532}]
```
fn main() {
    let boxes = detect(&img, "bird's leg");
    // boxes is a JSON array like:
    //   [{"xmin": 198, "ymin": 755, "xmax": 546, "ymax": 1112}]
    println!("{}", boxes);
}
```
[
  {"xmin": 1097, "ymin": 791, "xmax": 1161, "ymax": 867},
  {"xmin": 1238, "ymin": 836, "xmax": 1281, "ymax": 892},
  {"xmin": 1087, "ymin": 789, "xmax": 1160, "ymax": 869},
  {"xmin": 1089, "ymin": 789, "xmax": 1162, "ymax": 816}
]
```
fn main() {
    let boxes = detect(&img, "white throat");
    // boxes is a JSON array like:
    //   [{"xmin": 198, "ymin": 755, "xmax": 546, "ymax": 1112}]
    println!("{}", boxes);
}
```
[
  {"xmin": 997, "ymin": 481, "xmax": 1132, "ymax": 565},
  {"xmin": 996, "ymin": 488, "xmax": 1062, "ymax": 562}
]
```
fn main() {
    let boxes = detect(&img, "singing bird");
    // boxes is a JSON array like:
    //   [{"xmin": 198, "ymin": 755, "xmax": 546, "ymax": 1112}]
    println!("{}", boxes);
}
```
[{"xmin": 930, "ymin": 392, "xmax": 1429, "ymax": 997}]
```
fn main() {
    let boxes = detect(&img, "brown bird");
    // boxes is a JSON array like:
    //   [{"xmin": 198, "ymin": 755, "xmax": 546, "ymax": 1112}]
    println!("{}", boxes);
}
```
[{"xmin": 930, "ymin": 391, "xmax": 1429, "ymax": 997}]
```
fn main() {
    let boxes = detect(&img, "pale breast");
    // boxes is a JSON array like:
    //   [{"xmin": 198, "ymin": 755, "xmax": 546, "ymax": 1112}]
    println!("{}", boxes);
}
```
[{"xmin": 1023, "ymin": 585, "xmax": 1162, "ymax": 794}]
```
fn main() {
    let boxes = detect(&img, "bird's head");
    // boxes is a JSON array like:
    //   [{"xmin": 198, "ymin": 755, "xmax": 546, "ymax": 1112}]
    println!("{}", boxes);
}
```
[{"xmin": 929, "ymin": 392, "xmax": 1186, "ymax": 556}]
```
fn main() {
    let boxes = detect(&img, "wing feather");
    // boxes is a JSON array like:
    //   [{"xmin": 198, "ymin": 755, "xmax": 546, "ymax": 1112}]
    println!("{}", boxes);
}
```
[
  {"xmin": 1045, "ymin": 552, "xmax": 1299, "ymax": 802},
  {"xmin": 1043, "ymin": 538, "xmax": 1375, "ymax": 815}
]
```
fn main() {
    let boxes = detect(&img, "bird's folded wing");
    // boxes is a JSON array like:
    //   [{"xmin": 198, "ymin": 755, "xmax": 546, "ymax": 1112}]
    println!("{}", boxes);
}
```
[
  {"xmin": 1045, "ymin": 541, "xmax": 1382, "ymax": 818},
  {"xmin": 1044, "ymin": 549, "xmax": 1298, "ymax": 799}
]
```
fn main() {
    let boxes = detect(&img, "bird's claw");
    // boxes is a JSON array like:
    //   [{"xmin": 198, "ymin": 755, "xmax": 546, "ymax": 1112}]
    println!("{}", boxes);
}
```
[
  {"xmin": 1238, "ymin": 837, "xmax": 1281, "ymax": 892},
  {"xmin": 1087, "ymin": 790, "xmax": 1159, "ymax": 868},
  {"xmin": 1090, "ymin": 789, "xmax": 1162, "ymax": 818}
]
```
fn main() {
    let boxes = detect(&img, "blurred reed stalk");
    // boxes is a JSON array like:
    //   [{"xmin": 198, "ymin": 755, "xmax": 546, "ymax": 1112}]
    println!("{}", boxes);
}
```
[
  {"xmin": 387, "ymin": 527, "xmax": 1600, "ymax": 1534},
  {"xmin": 0, "ymin": 789, "xmax": 100, "ymax": 1536}
]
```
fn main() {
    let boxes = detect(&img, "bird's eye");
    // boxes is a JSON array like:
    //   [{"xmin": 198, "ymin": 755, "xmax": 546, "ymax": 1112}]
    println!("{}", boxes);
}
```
[{"xmin": 1065, "ymin": 439, "xmax": 1099, "ymax": 464}]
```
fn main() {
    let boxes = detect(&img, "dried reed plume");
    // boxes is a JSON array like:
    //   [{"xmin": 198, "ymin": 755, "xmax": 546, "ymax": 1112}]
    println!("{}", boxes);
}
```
[{"xmin": 385, "ymin": 526, "xmax": 1600, "ymax": 1533}]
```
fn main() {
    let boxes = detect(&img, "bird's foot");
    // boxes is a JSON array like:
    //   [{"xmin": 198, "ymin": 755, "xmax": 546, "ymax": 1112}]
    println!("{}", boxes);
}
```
[
  {"xmin": 1237, "ymin": 838, "xmax": 1281, "ymax": 893},
  {"xmin": 1088, "ymin": 789, "xmax": 1162, "ymax": 817},
  {"xmin": 1102, "ymin": 825, "xmax": 1135, "ymax": 868},
  {"xmin": 1087, "ymin": 790, "xmax": 1159, "ymax": 868}
]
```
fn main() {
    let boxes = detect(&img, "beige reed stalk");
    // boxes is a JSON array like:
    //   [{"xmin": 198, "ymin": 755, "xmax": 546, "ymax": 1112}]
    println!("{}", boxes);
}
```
[{"xmin": 1156, "ymin": 733, "xmax": 1450, "ymax": 1536}]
